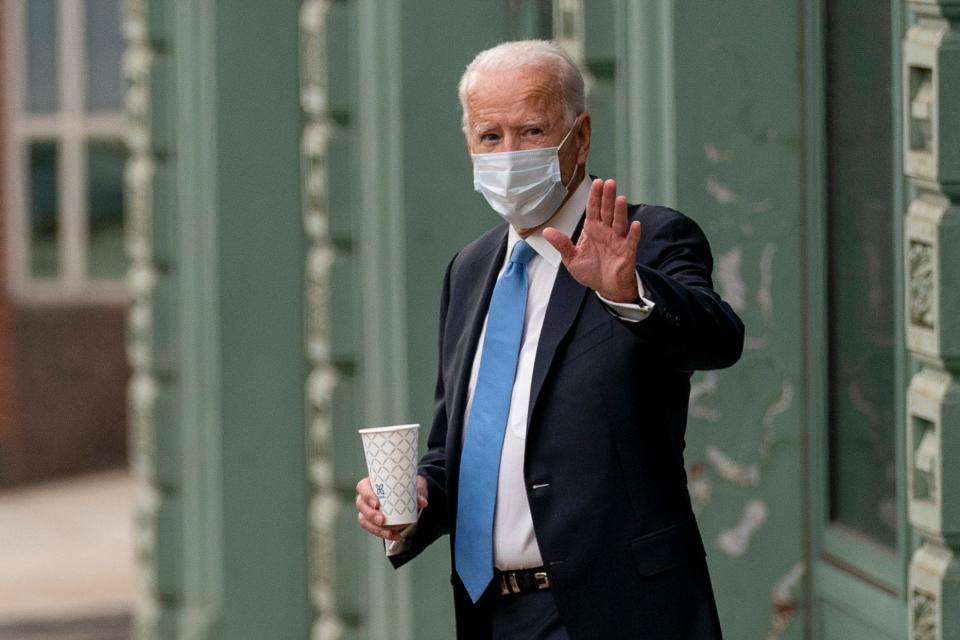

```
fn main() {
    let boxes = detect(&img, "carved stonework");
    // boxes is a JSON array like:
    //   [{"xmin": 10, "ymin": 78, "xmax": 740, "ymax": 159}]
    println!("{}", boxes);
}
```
[
  {"xmin": 904, "ymin": 5, "xmax": 960, "ymax": 640},
  {"xmin": 909, "ymin": 240, "xmax": 935, "ymax": 330},
  {"xmin": 300, "ymin": 2, "xmax": 345, "ymax": 639},
  {"xmin": 912, "ymin": 588, "xmax": 937, "ymax": 640},
  {"xmin": 122, "ymin": 0, "xmax": 161, "ymax": 637}
]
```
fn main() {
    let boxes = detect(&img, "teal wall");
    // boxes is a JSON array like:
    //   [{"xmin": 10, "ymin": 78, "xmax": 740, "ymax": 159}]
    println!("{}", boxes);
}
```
[{"xmin": 672, "ymin": 2, "xmax": 807, "ymax": 638}]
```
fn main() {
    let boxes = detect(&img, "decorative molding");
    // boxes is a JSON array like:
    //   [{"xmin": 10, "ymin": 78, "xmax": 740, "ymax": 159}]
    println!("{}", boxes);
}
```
[
  {"xmin": 122, "ymin": 0, "xmax": 161, "ymax": 637},
  {"xmin": 912, "ymin": 588, "xmax": 937, "ymax": 640},
  {"xmin": 904, "ymin": 4, "xmax": 960, "ymax": 639},
  {"xmin": 299, "ymin": 2, "xmax": 345, "ymax": 639},
  {"xmin": 909, "ymin": 240, "xmax": 935, "ymax": 329}
]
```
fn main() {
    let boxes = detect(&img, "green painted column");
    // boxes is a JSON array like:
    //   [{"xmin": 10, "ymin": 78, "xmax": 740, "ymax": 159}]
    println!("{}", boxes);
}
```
[
  {"xmin": 125, "ymin": 1, "xmax": 309, "ymax": 638},
  {"xmin": 614, "ymin": 0, "xmax": 676, "ymax": 207},
  {"xmin": 903, "ymin": 2, "xmax": 960, "ymax": 638}
]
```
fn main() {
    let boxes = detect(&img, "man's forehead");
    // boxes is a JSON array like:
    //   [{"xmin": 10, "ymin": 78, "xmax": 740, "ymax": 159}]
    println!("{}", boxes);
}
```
[
  {"xmin": 469, "ymin": 66, "xmax": 558, "ymax": 95},
  {"xmin": 466, "ymin": 68, "xmax": 564, "ymax": 122}
]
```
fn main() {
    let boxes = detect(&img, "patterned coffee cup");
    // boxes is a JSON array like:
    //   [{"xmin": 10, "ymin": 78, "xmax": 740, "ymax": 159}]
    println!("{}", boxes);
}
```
[{"xmin": 359, "ymin": 424, "xmax": 420, "ymax": 526}]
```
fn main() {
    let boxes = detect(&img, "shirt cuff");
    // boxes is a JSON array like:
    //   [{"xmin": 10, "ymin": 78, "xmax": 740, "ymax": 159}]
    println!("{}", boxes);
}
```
[
  {"xmin": 384, "ymin": 521, "xmax": 418, "ymax": 556},
  {"xmin": 596, "ymin": 272, "xmax": 655, "ymax": 323}
]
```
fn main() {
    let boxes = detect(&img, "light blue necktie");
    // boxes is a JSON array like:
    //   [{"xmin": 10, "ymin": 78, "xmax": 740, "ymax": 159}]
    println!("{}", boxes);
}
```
[{"xmin": 455, "ymin": 239, "xmax": 537, "ymax": 603}]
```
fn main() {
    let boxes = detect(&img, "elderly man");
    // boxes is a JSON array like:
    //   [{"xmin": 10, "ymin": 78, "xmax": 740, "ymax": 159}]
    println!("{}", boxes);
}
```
[{"xmin": 356, "ymin": 40, "xmax": 743, "ymax": 639}]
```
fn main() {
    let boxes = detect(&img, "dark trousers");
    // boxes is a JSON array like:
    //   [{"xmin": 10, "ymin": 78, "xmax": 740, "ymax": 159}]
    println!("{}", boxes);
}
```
[{"xmin": 489, "ymin": 590, "xmax": 570, "ymax": 640}]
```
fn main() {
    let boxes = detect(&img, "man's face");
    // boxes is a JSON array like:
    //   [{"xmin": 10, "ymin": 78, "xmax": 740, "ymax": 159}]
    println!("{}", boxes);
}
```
[{"xmin": 464, "ymin": 67, "xmax": 589, "ymax": 185}]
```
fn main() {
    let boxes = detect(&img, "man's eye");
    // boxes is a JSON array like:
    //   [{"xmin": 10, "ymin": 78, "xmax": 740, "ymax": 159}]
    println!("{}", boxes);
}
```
[
  {"xmin": 480, "ymin": 133, "xmax": 500, "ymax": 143},
  {"xmin": 526, "ymin": 128, "xmax": 543, "ymax": 136}
]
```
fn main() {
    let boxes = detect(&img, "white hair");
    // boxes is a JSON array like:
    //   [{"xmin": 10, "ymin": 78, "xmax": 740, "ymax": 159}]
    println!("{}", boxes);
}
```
[{"xmin": 457, "ymin": 40, "xmax": 585, "ymax": 133}]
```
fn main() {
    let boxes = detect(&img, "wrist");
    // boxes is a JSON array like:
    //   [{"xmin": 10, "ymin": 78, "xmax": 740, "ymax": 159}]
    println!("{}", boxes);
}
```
[{"xmin": 598, "ymin": 277, "xmax": 640, "ymax": 303}]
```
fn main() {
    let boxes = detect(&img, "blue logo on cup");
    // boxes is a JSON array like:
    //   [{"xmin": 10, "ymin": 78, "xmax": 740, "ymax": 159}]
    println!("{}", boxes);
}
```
[{"xmin": 375, "ymin": 483, "xmax": 386, "ymax": 499}]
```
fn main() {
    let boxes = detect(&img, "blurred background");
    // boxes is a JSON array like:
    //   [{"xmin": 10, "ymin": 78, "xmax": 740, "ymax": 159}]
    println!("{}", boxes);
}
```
[{"xmin": 1, "ymin": 0, "xmax": 957, "ymax": 639}]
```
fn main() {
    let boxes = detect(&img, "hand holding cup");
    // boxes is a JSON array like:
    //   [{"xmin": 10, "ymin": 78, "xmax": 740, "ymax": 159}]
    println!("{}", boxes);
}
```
[
  {"xmin": 356, "ymin": 475, "xmax": 428, "ymax": 541},
  {"xmin": 356, "ymin": 423, "xmax": 425, "ymax": 541}
]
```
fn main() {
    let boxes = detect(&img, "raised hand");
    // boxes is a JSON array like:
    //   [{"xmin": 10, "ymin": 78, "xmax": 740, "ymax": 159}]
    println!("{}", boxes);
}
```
[{"xmin": 542, "ymin": 178, "xmax": 641, "ymax": 302}]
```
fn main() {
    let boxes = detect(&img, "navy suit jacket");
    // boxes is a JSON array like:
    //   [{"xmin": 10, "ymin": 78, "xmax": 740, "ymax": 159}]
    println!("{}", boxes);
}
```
[{"xmin": 389, "ymin": 202, "xmax": 744, "ymax": 639}]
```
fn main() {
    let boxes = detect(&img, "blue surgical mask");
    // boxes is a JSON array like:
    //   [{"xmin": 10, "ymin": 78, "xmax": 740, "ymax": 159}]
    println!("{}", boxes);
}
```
[{"xmin": 472, "ymin": 123, "xmax": 579, "ymax": 228}]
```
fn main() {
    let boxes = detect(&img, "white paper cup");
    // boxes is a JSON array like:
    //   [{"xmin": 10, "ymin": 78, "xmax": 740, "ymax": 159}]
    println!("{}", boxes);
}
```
[{"xmin": 358, "ymin": 423, "xmax": 420, "ymax": 526}]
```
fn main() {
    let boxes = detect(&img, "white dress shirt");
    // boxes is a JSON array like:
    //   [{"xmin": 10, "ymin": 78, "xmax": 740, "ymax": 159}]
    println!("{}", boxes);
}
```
[{"xmin": 387, "ymin": 177, "xmax": 655, "ymax": 567}]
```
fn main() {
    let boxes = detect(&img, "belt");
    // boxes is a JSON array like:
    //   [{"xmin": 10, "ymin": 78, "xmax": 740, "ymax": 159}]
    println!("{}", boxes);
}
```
[{"xmin": 494, "ymin": 567, "xmax": 551, "ymax": 596}]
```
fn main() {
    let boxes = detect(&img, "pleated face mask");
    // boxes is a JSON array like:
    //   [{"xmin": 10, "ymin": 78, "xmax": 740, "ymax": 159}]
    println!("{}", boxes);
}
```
[{"xmin": 472, "ymin": 122, "xmax": 578, "ymax": 228}]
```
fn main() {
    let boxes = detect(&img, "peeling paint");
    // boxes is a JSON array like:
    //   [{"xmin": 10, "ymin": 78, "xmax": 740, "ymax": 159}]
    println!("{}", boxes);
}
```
[
  {"xmin": 707, "ymin": 177, "xmax": 738, "ymax": 204},
  {"xmin": 704, "ymin": 143, "xmax": 733, "ymax": 163},
  {"xmin": 744, "ymin": 242, "xmax": 776, "ymax": 351},
  {"xmin": 706, "ymin": 445, "xmax": 760, "ymax": 487},
  {"xmin": 760, "ymin": 381, "xmax": 795, "ymax": 459},
  {"xmin": 716, "ymin": 499, "xmax": 768, "ymax": 557},
  {"xmin": 687, "ymin": 462, "xmax": 712, "ymax": 514},
  {"xmin": 757, "ymin": 242, "xmax": 776, "ymax": 322},
  {"xmin": 716, "ymin": 247, "xmax": 746, "ymax": 311},
  {"xmin": 689, "ymin": 371, "xmax": 721, "ymax": 422},
  {"xmin": 766, "ymin": 562, "xmax": 805, "ymax": 640}
]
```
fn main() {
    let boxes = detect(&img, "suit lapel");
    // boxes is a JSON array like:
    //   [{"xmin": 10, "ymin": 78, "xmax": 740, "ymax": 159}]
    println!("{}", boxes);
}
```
[{"xmin": 527, "ymin": 214, "xmax": 589, "ymax": 420}]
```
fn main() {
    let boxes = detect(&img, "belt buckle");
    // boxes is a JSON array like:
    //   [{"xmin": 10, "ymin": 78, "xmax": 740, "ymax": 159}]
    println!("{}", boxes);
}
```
[{"xmin": 534, "ymin": 571, "xmax": 550, "ymax": 590}]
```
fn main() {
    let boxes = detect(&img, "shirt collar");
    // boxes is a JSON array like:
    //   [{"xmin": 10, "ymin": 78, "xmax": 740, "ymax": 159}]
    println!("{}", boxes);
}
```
[{"xmin": 507, "ymin": 175, "xmax": 590, "ymax": 269}]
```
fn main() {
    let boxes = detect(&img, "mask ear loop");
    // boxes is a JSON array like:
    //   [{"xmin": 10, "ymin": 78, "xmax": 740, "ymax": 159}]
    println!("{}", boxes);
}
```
[
  {"xmin": 557, "ymin": 114, "xmax": 580, "ymax": 151},
  {"xmin": 559, "ymin": 114, "xmax": 583, "ymax": 190}
]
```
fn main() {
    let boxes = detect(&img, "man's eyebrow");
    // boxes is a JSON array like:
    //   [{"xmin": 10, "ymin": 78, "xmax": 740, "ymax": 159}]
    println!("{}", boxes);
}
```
[
  {"xmin": 471, "ymin": 124, "xmax": 497, "ymax": 136},
  {"xmin": 521, "ymin": 120, "xmax": 550, "ymax": 130}
]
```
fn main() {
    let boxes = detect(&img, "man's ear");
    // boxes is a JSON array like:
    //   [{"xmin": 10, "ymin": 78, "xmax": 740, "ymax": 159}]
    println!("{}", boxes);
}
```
[{"xmin": 575, "ymin": 113, "xmax": 592, "ymax": 166}]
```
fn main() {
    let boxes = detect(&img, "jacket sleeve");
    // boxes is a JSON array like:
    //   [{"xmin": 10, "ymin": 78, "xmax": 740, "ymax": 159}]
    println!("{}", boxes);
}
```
[
  {"xmin": 623, "ymin": 207, "xmax": 744, "ymax": 372},
  {"xmin": 389, "ymin": 255, "xmax": 455, "ymax": 568}
]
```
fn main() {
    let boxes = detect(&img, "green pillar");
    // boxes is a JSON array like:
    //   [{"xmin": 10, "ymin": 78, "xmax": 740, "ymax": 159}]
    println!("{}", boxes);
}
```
[
  {"xmin": 125, "ymin": 1, "xmax": 309, "ymax": 638},
  {"xmin": 903, "ymin": 2, "xmax": 960, "ymax": 638},
  {"xmin": 614, "ymin": 0, "xmax": 676, "ymax": 207}
]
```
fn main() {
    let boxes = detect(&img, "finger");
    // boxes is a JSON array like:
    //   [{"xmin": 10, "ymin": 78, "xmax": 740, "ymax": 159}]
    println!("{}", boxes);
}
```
[
  {"xmin": 627, "ymin": 220, "xmax": 642, "ymax": 248},
  {"xmin": 416, "ymin": 476, "xmax": 429, "ymax": 505},
  {"xmin": 357, "ymin": 497, "xmax": 386, "ymax": 527},
  {"xmin": 356, "ymin": 485, "xmax": 385, "ymax": 525},
  {"xmin": 586, "ymin": 178, "xmax": 603, "ymax": 222},
  {"xmin": 542, "ymin": 227, "xmax": 577, "ymax": 264},
  {"xmin": 613, "ymin": 196, "xmax": 629, "ymax": 236},
  {"xmin": 356, "ymin": 491, "xmax": 379, "ymax": 516},
  {"xmin": 356, "ymin": 478, "xmax": 380, "ymax": 510},
  {"xmin": 600, "ymin": 179, "xmax": 617, "ymax": 226},
  {"xmin": 358, "ymin": 512, "xmax": 402, "ymax": 541}
]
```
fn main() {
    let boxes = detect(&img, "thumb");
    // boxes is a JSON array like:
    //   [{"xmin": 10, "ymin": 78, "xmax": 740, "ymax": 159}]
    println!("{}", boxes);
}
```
[{"xmin": 542, "ymin": 227, "xmax": 576, "ymax": 264}]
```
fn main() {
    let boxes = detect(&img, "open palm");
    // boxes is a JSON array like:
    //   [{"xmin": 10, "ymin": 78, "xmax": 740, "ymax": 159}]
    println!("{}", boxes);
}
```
[{"xmin": 543, "ymin": 178, "xmax": 641, "ymax": 302}]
